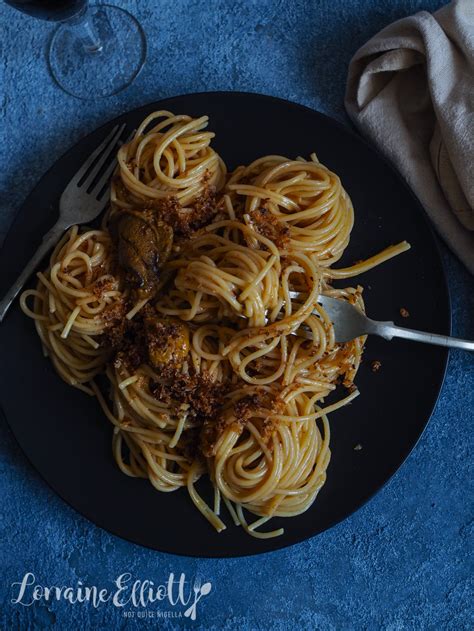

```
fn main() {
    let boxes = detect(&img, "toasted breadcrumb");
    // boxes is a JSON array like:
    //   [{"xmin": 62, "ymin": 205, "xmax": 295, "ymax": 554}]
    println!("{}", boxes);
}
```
[{"xmin": 249, "ymin": 208, "xmax": 290, "ymax": 249}]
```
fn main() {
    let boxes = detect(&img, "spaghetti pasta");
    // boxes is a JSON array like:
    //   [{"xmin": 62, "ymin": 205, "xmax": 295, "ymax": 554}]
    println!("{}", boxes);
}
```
[{"xmin": 21, "ymin": 110, "xmax": 410, "ymax": 538}]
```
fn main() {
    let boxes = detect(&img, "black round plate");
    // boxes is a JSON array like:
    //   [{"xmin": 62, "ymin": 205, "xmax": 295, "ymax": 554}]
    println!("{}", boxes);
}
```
[{"xmin": 0, "ymin": 92, "xmax": 450, "ymax": 557}]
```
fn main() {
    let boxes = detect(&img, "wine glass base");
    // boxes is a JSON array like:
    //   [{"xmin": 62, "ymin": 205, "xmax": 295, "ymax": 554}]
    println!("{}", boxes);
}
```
[{"xmin": 48, "ymin": 4, "xmax": 146, "ymax": 100}]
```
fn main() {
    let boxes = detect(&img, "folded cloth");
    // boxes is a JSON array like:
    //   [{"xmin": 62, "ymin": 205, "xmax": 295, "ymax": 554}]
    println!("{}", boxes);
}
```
[{"xmin": 345, "ymin": 0, "xmax": 474, "ymax": 273}]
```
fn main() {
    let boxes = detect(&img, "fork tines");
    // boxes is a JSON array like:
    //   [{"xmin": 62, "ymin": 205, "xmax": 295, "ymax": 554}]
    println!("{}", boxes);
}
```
[{"xmin": 72, "ymin": 123, "xmax": 127, "ymax": 198}]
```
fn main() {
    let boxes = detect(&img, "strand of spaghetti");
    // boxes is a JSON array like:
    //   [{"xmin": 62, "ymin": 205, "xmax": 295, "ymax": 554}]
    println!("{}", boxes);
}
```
[
  {"xmin": 169, "ymin": 409, "xmax": 188, "ymax": 449},
  {"xmin": 187, "ymin": 461, "xmax": 227, "ymax": 532},
  {"xmin": 213, "ymin": 485, "xmax": 221, "ymax": 516},
  {"xmin": 274, "ymin": 389, "xmax": 360, "ymax": 422},
  {"xmin": 328, "ymin": 242, "xmax": 410, "ymax": 278},
  {"xmin": 235, "ymin": 504, "xmax": 284, "ymax": 539},
  {"xmin": 126, "ymin": 298, "xmax": 149, "ymax": 320},
  {"xmin": 222, "ymin": 497, "xmax": 241, "ymax": 526}
]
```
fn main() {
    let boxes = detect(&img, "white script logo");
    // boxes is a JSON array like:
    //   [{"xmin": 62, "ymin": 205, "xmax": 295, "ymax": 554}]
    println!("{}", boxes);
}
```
[{"xmin": 11, "ymin": 572, "xmax": 212, "ymax": 620}]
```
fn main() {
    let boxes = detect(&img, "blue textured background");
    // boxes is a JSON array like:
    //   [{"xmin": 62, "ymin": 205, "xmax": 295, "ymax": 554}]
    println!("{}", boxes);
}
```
[{"xmin": 1, "ymin": 1, "xmax": 473, "ymax": 629}]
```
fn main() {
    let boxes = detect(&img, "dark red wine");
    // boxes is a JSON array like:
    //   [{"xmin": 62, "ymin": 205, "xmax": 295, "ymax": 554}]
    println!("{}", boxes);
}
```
[{"xmin": 4, "ymin": 0, "xmax": 87, "ymax": 22}]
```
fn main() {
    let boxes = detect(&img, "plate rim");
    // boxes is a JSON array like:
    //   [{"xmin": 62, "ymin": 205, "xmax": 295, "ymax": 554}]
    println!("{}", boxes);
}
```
[{"xmin": 0, "ymin": 90, "xmax": 451, "ymax": 558}]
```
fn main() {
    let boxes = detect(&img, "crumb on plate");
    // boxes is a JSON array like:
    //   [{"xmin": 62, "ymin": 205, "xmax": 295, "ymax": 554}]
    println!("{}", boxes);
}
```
[{"xmin": 371, "ymin": 360, "xmax": 382, "ymax": 372}]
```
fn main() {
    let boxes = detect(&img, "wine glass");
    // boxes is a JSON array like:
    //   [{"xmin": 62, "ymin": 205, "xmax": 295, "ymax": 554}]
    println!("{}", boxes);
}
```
[{"xmin": 4, "ymin": 1, "xmax": 147, "ymax": 99}]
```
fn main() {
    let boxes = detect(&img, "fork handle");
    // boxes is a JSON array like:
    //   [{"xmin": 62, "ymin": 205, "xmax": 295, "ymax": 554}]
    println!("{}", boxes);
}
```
[
  {"xmin": 371, "ymin": 321, "xmax": 474, "ymax": 351},
  {"xmin": 0, "ymin": 222, "xmax": 66, "ymax": 323}
]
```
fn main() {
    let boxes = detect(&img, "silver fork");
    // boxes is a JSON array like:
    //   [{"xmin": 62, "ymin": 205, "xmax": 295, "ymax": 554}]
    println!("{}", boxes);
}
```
[
  {"xmin": 289, "ymin": 292, "xmax": 474, "ymax": 351},
  {"xmin": 0, "ymin": 123, "xmax": 129, "ymax": 323}
]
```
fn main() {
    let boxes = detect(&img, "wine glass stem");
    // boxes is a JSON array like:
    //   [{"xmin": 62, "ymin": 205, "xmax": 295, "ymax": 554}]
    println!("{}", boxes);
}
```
[{"xmin": 67, "ymin": 7, "xmax": 103, "ymax": 54}]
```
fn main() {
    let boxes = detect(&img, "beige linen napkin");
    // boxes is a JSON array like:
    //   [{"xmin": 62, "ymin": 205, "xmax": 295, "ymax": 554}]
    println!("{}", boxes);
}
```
[{"xmin": 345, "ymin": 0, "xmax": 474, "ymax": 273}]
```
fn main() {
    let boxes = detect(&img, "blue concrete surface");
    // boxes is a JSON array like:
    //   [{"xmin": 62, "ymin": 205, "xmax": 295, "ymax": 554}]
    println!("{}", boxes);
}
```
[{"xmin": 0, "ymin": 1, "xmax": 473, "ymax": 629}]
